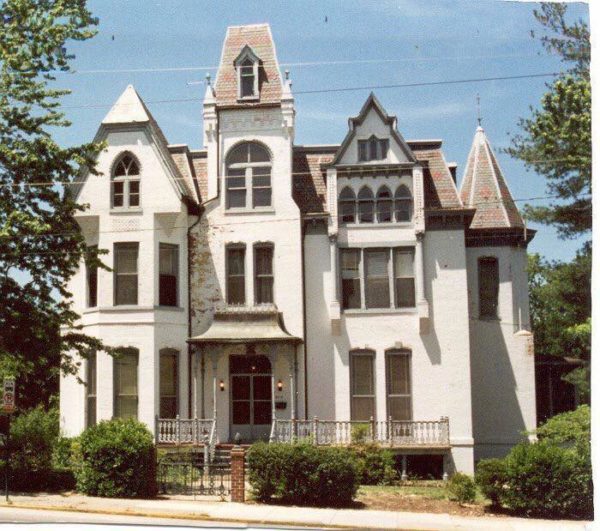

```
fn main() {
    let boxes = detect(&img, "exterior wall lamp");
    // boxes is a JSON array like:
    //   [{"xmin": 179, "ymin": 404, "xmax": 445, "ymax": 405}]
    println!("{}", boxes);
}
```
[
  {"xmin": 277, "ymin": 380, "xmax": 283, "ymax": 392},
  {"xmin": 219, "ymin": 380, "xmax": 225, "ymax": 392}
]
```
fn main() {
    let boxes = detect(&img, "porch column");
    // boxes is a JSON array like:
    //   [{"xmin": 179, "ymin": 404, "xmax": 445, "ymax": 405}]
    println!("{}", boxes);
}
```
[
  {"xmin": 210, "ymin": 350, "xmax": 218, "ymax": 420},
  {"xmin": 287, "ymin": 346, "xmax": 297, "ymax": 420},
  {"xmin": 191, "ymin": 347, "xmax": 199, "ymax": 419},
  {"xmin": 268, "ymin": 345, "xmax": 277, "ymax": 422},
  {"xmin": 200, "ymin": 350, "xmax": 206, "ymax": 418},
  {"xmin": 416, "ymin": 231, "xmax": 430, "ymax": 334}
]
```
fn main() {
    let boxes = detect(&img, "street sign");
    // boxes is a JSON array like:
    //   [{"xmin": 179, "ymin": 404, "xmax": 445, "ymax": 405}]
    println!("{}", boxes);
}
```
[{"xmin": 2, "ymin": 379, "xmax": 15, "ymax": 414}]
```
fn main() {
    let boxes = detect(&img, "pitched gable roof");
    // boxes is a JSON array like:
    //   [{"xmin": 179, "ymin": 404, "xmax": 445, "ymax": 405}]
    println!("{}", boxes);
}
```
[
  {"xmin": 460, "ymin": 126, "xmax": 524, "ymax": 229},
  {"xmin": 331, "ymin": 92, "xmax": 417, "ymax": 165},
  {"xmin": 214, "ymin": 24, "xmax": 283, "ymax": 108}
]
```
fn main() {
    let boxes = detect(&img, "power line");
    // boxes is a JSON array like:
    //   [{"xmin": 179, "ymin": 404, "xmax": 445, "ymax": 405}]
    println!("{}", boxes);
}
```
[{"xmin": 57, "ymin": 71, "xmax": 560, "ymax": 110}]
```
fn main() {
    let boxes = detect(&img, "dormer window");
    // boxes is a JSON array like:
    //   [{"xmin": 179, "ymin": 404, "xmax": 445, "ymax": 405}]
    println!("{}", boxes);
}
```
[
  {"xmin": 112, "ymin": 153, "xmax": 140, "ymax": 209},
  {"xmin": 235, "ymin": 46, "xmax": 260, "ymax": 100},
  {"xmin": 358, "ymin": 136, "xmax": 389, "ymax": 162}
]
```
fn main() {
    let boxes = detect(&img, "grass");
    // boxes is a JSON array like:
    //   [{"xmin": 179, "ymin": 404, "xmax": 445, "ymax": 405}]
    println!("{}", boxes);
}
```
[{"xmin": 358, "ymin": 482, "xmax": 488, "ymax": 504}]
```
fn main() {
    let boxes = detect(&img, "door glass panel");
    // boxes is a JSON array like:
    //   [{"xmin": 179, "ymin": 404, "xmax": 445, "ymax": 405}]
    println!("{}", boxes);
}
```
[
  {"xmin": 253, "ymin": 376, "xmax": 271, "ymax": 400},
  {"xmin": 253, "ymin": 400, "xmax": 271, "ymax": 425},
  {"xmin": 232, "ymin": 401, "xmax": 250, "ymax": 424},
  {"xmin": 231, "ymin": 376, "xmax": 250, "ymax": 400}
]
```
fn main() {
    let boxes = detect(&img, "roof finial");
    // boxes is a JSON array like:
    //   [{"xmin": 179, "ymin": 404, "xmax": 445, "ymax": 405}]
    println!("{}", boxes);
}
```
[
  {"xmin": 205, "ymin": 72, "xmax": 211, "ymax": 86},
  {"xmin": 285, "ymin": 69, "xmax": 290, "ymax": 81},
  {"xmin": 476, "ymin": 93, "xmax": 482, "ymax": 128}
]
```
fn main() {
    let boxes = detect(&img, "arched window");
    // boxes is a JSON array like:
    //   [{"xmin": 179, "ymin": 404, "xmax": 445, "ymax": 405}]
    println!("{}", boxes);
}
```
[
  {"xmin": 376, "ymin": 186, "xmax": 393, "ymax": 223},
  {"xmin": 226, "ymin": 142, "xmax": 271, "ymax": 210},
  {"xmin": 357, "ymin": 186, "xmax": 374, "ymax": 223},
  {"xmin": 111, "ymin": 153, "xmax": 140, "ymax": 208},
  {"xmin": 386, "ymin": 349, "xmax": 412, "ymax": 421},
  {"xmin": 394, "ymin": 185, "xmax": 413, "ymax": 222},
  {"xmin": 338, "ymin": 187, "xmax": 356, "ymax": 224}
]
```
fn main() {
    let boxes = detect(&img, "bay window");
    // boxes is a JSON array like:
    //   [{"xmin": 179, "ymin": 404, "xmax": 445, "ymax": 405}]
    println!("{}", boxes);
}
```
[{"xmin": 365, "ymin": 249, "xmax": 390, "ymax": 309}]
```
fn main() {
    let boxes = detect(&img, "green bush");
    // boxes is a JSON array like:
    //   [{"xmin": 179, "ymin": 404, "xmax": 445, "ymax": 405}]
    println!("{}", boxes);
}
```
[
  {"xmin": 535, "ymin": 405, "xmax": 590, "ymax": 447},
  {"xmin": 77, "ymin": 418, "xmax": 157, "ymax": 498},
  {"xmin": 475, "ymin": 458, "xmax": 506, "ymax": 507},
  {"xmin": 501, "ymin": 442, "xmax": 592, "ymax": 519},
  {"xmin": 350, "ymin": 423, "xmax": 370, "ymax": 445},
  {"xmin": 247, "ymin": 441, "xmax": 358, "ymax": 507},
  {"xmin": 350, "ymin": 444, "xmax": 397, "ymax": 485},
  {"xmin": 446, "ymin": 473, "xmax": 476, "ymax": 504}
]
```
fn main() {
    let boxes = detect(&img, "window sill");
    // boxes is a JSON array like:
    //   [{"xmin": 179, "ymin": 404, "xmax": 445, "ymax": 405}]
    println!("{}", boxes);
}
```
[
  {"xmin": 343, "ymin": 308, "xmax": 417, "ymax": 316},
  {"xmin": 110, "ymin": 207, "xmax": 143, "ymax": 215},
  {"xmin": 97, "ymin": 305, "xmax": 154, "ymax": 313},
  {"xmin": 341, "ymin": 222, "xmax": 413, "ymax": 229},
  {"xmin": 223, "ymin": 208, "xmax": 276, "ymax": 216},
  {"xmin": 237, "ymin": 96, "xmax": 260, "ymax": 102}
]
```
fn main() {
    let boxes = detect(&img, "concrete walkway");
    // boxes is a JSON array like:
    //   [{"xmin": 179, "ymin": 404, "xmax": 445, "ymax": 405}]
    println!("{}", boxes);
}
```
[{"xmin": 0, "ymin": 493, "xmax": 592, "ymax": 531}]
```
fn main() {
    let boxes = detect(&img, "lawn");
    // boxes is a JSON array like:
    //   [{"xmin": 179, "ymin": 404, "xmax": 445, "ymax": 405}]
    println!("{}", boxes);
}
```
[{"xmin": 357, "ymin": 482, "xmax": 490, "ymax": 516}]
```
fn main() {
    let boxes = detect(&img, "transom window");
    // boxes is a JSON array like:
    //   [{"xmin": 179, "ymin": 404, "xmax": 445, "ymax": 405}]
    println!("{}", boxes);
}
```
[
  {"xmin": 111, "ymin": 153, "xmax": 140, "ymax": 208},
  {"xmin": 358, "ymin": 136, "xmax": 389, "ymax": 162},
  {"xmin": 226, "ymin": 143, "xmax": 272, "ymax": 210},
  {"xmin": 338, "ymin": 184, "xmax": 413, "ymax": 224},
  {"xmin": 340, "ymin": 247, "xmax": 416, "ymax": 310}
]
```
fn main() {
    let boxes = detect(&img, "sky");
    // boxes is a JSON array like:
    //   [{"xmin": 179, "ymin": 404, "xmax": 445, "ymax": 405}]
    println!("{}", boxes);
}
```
[{"xmin": 53, "ymin": 0, "xmax": 591, "ymax": 262}]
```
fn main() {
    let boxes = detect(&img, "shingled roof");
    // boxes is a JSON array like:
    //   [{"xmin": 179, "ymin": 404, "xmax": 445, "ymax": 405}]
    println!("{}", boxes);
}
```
[
  {"xmin": 214, "ymin": 24, "xmax": 283, "ymax": 108},
  {"xmin": 460, "ymin": 127, "xmax": 524, "ymax": 229}
]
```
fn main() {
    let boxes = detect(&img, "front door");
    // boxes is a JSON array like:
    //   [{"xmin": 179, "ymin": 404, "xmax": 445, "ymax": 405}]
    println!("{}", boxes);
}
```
[{"xmin": 230, "ymin": 355, "xmax": 272, "ymax": 442}]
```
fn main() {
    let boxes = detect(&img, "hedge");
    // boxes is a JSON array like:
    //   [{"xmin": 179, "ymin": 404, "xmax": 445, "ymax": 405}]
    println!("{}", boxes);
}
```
[
  {"xmin": 247, "ymin": 441, "xmax": 359, "ymax": 506},
  {"xmin": 446, "ymin": 472, "xmax": 476, "ymax": 504},
  {"xmin": 77, "ymin": 418, "xmax": 157, "ymax": 498},
  {"xmin": 350, "ymin": 443, "xmax": 397, "ymax": 485}
]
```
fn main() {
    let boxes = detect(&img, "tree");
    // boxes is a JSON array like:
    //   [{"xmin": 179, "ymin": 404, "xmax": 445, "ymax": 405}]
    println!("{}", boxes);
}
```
[
  {"xmin": 0, "ymin": 0, "xmax": 110, "ymax": 410},
  {"xmin": 506, "ymin": 3, "xmax": 591, "ymax": 239},
  {"xmin": 528, "ymin": 247, "xmax": 591, "ymax": 402}
]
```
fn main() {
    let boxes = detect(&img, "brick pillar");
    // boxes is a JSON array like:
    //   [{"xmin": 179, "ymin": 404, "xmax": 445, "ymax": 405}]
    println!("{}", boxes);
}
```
[{"xmin": 230, "ymin": 446, "xmax": 245, "ymax": 503}]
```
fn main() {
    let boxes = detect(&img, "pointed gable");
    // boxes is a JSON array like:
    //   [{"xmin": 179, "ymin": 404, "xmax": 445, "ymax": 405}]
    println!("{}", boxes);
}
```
[
  {"xmin": 214, "ymin": 24, "xmax": 283, "ymax": 108},
  {"xmin": 332, "ymin": 93, "xmax": 417, "ymax": 165},
  {"xmin": 460, "ymin": 127, "xmax": 524, "ymax": 229}
]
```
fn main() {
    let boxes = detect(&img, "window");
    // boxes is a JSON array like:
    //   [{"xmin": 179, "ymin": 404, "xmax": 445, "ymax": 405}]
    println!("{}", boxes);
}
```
[
  {"xmin": 86, "ymin": 245, "xmax": 98, "ymax": 308},
  {"xmin": 86, "ymin": 351, "xmax": 97, "ymax": 427},
  {"xmin": 255, "ymin": 244, "xmax": 274, "ymax": 304},
  {"xmin": 159, "ymin": 244, "xmax": 178, "ymax": 307},
  {"xmin": 386, "ymin": 350, "xmax": 411, "ymax": 421},
  {"xmin": 358, "ymin": 136, "xmax": 389, "ymax": 162},
  {"xmin": 160, "ymin": 349, "xmax": 178, "ymax": 418},
  {"xmin": 394, "ymin": 248, "xmax": 415, "ymax": 308},
  {"xmin": 227, "ymin": 245, "xmax": 246, "ymax": 304},
  {"xmin": 341, "ymin": 249, "xmax": 361, "ymax": 309},
  {"xmin": 350, "ymin": 351, "xmax": 375, "ymax": 420},
  {"xmin": 479, "ymin": 256, "xmax": 499, "ymax": 318},
  {"xmin": 111, "ymin": 153, "xmax": 140, "ymax": 208},
  {"xmin": 114, "ymin": 243, "xmax": 138, "ymax": 305},
  {"xmin": 226, "ymin": 143, "xmax": 271, "ymax": 210},
  {"xmin": 340, "ymin": 247, "xmax": 416, "ymax": 311},
  {"xmin": 358, "ymin": 186, "xmax": 374, "ymax": 223},
  {"xmin": 394, "ymin": 185, "xmax": 413, "ymax": 222},
  {"xmin": 365, "ymin": 249, "xmax": 390, "ymax": 309},
  {"xmin": 240, "ymin": 58, "xmax": 256, "ymax": 98},
  {"xmin": 114, "ymin": 348, "xmax": 138, "ymax": 419},
  {"xmin": 376, "ymin": 186, "xmax": 393, "ymax": 223},
  {"xmin": 338, "ymin": 187, "xmax": 356, "ymax": 223}
]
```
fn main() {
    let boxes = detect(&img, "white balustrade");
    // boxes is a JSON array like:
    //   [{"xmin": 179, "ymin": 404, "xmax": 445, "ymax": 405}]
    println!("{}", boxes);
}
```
[{"xmin": 156, "ymin": 416, "xmax": 215, "ymax": 446}]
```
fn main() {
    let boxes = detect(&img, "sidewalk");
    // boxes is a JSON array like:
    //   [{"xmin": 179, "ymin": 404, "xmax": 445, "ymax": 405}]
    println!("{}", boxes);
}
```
[{"xmin": 0, "ymin": 493, "xmax": 592, "ymax": 531}]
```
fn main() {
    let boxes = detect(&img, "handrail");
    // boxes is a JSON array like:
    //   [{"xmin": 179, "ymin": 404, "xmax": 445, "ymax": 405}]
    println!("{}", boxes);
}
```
[
  {"xmin": 156, "ymin": 416, "xmax": 215, "ymax": 446},
  {"xmin": 208, "ymin": 418, "xmax": 217, "ymax": 462}
]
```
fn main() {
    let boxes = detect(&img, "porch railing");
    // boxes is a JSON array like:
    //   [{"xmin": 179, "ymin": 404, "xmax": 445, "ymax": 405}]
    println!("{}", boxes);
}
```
[
  {"xmin": 156, "ymin": 416, "xmax": 216, "ymax": 446},
  {"xmin": 270, "ymin": 416, "xmax": 450, "ymax": 447}
]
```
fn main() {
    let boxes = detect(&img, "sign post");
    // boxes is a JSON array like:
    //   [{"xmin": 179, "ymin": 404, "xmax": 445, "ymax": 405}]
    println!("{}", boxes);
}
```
[{"xmin": 1, "ymin": 378, "xmax": 15, "ymax": 502}]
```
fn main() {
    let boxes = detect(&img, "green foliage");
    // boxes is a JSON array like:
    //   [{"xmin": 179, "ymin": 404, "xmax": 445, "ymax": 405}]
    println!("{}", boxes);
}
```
[
  {"xmin": 77, "ymin": 418, "xmax": 157, "ymax": 498},
  {"xmin": 475, "ymin": 459, "xmax": 507, "ymax": 507},
  {"xmin": 350, "ymin": 423, "xmax": 370, "ymax": 445},
  {"xmin": 446, "ymin": 473, "xmax": 476, "ymax": 504},
  {"xmin": 0, "ymin": 0, "xmax": 112, "ymax": 410},
  {"xmin": 528, "ymin": 250, "xmax": 591, "ymax": 401},
  {"xmin": 501, "ymin": 442, "xmax": 592, "ymax": 519},
  {"xmin": 536, "ymin": 404, "xmax": 590, "ymax": 447},
  {"xmin": 507, "ymin": 4, "xmax": 591, "ymax": 239},
  {"xmin": 350, "ymin": 444, "xmax": 397, "ymax": 485},
  {"xmin": 247, "ymin": 442, "xmax": 359, "ymax": 507}
]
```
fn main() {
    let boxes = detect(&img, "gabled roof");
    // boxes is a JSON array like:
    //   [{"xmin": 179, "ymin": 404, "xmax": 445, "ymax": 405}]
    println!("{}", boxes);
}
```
[
  {"xmin": 73, "ymin": 85, "xmax": 194, "ymax": 201},
  {"xmin": 214, "ymin": 24, "xmax": 283, "ymax": 108},
  {"xmin": 460, "ymin": 126, "xmax": 524, "ymax": 229},
  {"xmin": 330, "ymin": 93, "xmax": 417, "ymax": 165}
]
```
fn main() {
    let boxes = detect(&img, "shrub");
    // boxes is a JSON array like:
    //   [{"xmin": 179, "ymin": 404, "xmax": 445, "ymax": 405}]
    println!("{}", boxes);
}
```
[
  {"xmin": 501, "ymin": 442, "xmax": 592, "ymax": 519},
  {"xmin": 77, "ymin": 418, "xmax": 157, "ymax": 498},
  {"xmin": 350, "ymin": 444, "xmax": 397, "ymax": 485},
  {"xmin": 446, "ymin": 473, "xmax": 476, "ymax": 504},
  {"xmin": 350, "ymin": 423, "xmax": 370, "ymax": 445},
  {"xmin": 535, "ymin": 405, "xmax": 590, "ymax": 448},
  {"xmin": 475, "ymin": 458, "xmax": 506, "ymax": 507},
  {"xmin": 247, "ymin": 441, "xmax": 358, "ymax": 507}
]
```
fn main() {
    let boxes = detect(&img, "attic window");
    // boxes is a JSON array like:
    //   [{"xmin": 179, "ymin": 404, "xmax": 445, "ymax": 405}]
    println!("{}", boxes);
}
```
[
  {"xmin": 358, "ymin": 136, "xmax": 389, "ymax": 162},
  {"xmin": 235, "ymin": 47, "xmax": 260, "ymax": 100}
]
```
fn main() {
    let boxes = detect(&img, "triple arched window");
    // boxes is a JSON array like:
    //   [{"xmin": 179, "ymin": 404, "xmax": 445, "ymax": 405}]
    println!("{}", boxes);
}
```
[
  {"xmin": 338, "ymin": 184, "xmax": 413, "ymax": 224},
  {"xmin": 111, "ymin": 153, "xmax": 140, "ymax": 208}
]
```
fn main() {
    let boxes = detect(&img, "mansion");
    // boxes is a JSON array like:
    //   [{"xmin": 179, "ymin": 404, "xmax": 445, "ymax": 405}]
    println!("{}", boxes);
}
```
[{"xmin": 60, "ymin": 23, "xmax": 536, "ymax": 475}]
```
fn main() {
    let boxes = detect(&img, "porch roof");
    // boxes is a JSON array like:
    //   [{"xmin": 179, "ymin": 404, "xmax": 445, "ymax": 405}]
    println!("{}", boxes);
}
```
[{"xmin": 188, "ymin": 305, "xmax": 302, "ymax": 345}]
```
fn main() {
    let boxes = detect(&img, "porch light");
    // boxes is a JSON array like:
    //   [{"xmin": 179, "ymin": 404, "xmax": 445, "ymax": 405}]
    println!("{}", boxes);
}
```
[
  {"xmin": 277, "ymin": 379, "xmax": 283, "ymax": 391},
  {"xmin": 219, "ymin": 380, "xmax": 225, "ymax": 391}
]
